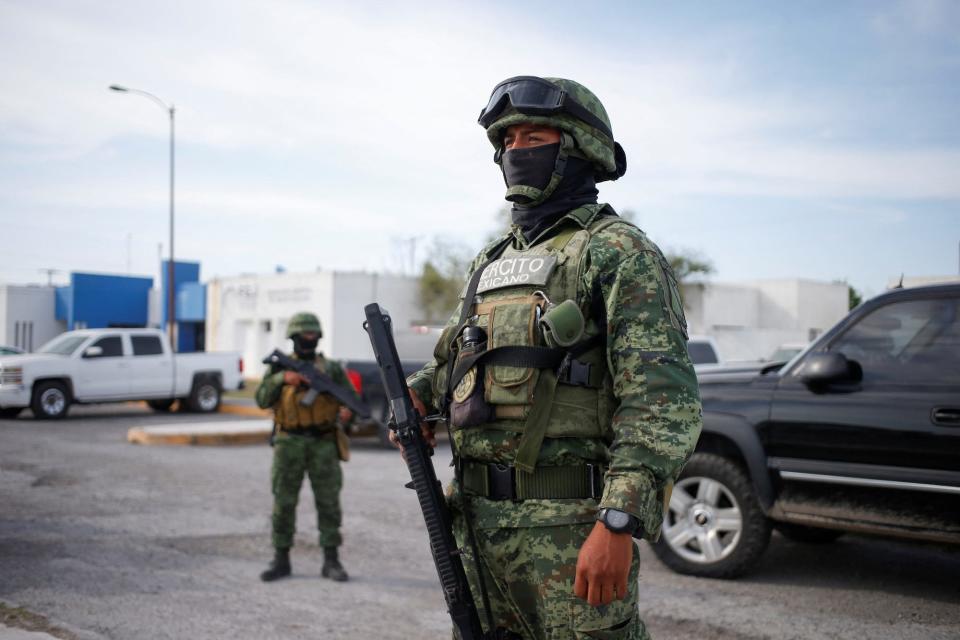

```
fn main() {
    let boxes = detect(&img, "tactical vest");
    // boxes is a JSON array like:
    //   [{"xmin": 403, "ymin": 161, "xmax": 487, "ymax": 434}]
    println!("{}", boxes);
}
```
[
  {"xmin": 273, "ymin": 358, "xmax": 340, "ymax": 430},
  {"xmin": 436, "ymin": 205, "xmax": 628, "ymax": 472}
]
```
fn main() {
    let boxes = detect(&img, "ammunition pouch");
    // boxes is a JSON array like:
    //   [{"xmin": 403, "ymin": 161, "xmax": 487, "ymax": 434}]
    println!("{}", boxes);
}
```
[{"xmin": 274, "ymin": 384, "xmax": 339, "ymax": 430}]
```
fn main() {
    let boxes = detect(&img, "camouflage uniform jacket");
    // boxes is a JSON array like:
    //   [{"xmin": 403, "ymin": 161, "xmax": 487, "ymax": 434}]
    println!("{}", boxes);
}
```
[{"xmin": 408, "ymin": 206, "xmax": 703, "ymax": 539}]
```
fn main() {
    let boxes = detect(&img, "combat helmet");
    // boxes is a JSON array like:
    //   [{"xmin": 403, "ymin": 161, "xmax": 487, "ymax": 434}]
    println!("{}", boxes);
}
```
[
  {"xmin": 286, "ymin": 311, "xmax": 322, "ymax": 339},
  {"xmin": 479, "ymin": 76, "xmax": 627, "ymax": 183}
]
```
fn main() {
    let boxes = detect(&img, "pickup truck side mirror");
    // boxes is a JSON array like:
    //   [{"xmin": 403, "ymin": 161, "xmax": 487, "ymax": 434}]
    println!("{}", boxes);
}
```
[
  {"xmin": 798, "ymin": 352, "xmax": 860, "ymax": 385},
  {"xmin": 82, "ymin": 346, "xmax": 104, "ymax": 358}
]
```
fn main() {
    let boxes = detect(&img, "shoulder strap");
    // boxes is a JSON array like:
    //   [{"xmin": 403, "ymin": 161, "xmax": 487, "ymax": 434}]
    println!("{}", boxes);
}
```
[{"xmin": 440, "ymin": 236, "xmax": 513, "ymax": 414}]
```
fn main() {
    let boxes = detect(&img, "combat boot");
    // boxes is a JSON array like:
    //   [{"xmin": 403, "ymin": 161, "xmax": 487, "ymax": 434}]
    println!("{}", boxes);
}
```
[
  {"xmin": 260, "ymin": 548, "xmax": 291, "ymax": 582},
  {"xmin": 321, "ymin": 546, "xmax": 348, "ymax": 582}
]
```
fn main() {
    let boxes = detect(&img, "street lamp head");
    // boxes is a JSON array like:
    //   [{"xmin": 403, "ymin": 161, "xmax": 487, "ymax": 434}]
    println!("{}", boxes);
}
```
[{"xmin": 109, "ymin": 85, "xmax": 128, "ymax": 92}]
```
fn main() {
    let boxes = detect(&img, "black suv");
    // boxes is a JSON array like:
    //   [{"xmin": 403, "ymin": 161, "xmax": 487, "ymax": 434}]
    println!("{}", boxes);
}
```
[{"xmin": 652, "ymin": 283, "xmax": 960, "ymax": 578}]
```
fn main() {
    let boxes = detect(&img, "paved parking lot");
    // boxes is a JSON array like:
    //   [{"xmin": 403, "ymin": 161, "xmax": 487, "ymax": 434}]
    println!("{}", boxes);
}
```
[{"xmin": 1, "ymin": 405, "xmax": 958, "ymax": 639}]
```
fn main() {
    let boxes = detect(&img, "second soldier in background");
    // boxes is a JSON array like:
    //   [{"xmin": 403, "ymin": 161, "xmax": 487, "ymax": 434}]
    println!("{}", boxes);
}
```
[{"xmin": 256, "ymin": 312, "xmax": 354, "ymax": 583}]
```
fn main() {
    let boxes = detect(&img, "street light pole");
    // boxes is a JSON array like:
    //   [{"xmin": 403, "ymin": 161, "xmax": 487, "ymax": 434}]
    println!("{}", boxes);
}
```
[{"xmin": 109, "ymin": 84, "xmax": 177, "ymax": 352}]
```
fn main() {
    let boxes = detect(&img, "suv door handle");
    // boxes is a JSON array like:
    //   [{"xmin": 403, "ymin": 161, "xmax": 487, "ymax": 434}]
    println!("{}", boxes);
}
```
[{"xmin": 931, "ymin": 408, "xmax": 960, "ymax": 426}]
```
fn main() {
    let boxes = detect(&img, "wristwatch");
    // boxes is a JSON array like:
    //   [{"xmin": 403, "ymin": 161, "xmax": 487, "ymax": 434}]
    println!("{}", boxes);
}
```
[{"xmin": 597, "ymin": 508, "xmax": 640, "ymax": 534}]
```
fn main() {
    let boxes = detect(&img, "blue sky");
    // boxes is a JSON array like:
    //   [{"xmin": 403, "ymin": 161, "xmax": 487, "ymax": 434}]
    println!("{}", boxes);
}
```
[{"xmin": 1, "ymin": 0, "xmax": 958, "ymax": 299}]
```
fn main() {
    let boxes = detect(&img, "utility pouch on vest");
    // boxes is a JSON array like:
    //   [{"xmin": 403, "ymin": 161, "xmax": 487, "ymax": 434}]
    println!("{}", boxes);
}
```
[
  {"xmin": 484, "ymin": 300, "xmax": 542, "ymax": 409},
  {"xmin": 450, "ymin": 327, "xmax": 494, "ymax": 428},
  {"xmin": 275, "ymin": 385, "xmax": 339, "ymax": 429},
  {"xmin": 539, "ymin": 299, "xmax": 585, "ymax": 348}
]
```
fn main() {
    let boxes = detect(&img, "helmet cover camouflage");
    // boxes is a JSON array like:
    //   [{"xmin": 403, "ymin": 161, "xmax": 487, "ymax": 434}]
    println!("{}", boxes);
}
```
[
  {"xmin": 286, "ymin": 311, "xmax": 322, "ymax": 339},
  {"xmin": 483, "ymin": 77, "xmax": 626, "ymax": 182}
]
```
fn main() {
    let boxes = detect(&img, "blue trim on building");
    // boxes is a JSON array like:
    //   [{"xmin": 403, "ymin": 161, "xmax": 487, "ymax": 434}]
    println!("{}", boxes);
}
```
[{"xmin": 67, "ymin": 272, "xmax": 153, "ymax": 329}]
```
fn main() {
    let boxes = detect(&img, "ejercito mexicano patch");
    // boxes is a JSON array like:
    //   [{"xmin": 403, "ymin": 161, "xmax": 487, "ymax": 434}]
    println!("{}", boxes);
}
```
[{"xmin": 476, "ymin": 256, "xmax": 557, "ymax": 293}]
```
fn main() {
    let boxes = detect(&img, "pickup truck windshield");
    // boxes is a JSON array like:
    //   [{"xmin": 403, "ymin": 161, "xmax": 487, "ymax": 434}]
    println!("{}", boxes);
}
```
[{"xmin": 38, "ymin": 335, "xmax": 88, "ymax": 356}]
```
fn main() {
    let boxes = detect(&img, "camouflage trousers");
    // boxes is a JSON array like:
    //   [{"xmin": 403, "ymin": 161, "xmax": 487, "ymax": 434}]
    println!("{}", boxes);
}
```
[
  {"xmin": 452, "ymin": 497, "xmax": 649, "ymax": 640},
  {"xmin": 270, "ymin": 432, "xmax": 342, "ymax": 549}
]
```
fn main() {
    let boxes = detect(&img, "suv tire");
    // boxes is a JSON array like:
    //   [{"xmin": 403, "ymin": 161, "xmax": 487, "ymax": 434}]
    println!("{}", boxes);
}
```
[
  {"xmin": 652, "ymin": 453, "xmax": 771, "ymax": 578},
  {"xmin": 31, "ymin": 381, "xmax": 71, "ymax": 420},
  {"xmin": 187, "ymin": 377, "xmax": 221, "ymax": 413},
  {"xmin": 775, "ymin": 522, "xmax": 845, "ymax": 544}
]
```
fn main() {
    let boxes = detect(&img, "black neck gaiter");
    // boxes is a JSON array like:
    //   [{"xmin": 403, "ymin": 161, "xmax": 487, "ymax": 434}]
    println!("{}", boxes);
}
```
[
  {"xmin": 511, "ymin": 155, "xmax": 598, "ymax": 242},
  {"xmin": 292, "ymin": 335, "xmax": 318, "ymax": 360}
]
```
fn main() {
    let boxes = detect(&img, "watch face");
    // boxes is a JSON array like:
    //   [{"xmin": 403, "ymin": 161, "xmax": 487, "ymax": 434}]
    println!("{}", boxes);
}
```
[{"xmin": 605, "ymin": 509, "xmax": 631, "ymax": 530}]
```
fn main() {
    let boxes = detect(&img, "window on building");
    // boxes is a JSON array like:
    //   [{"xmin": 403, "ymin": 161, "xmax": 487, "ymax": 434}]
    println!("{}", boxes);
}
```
[
  {"xmin": 132, "ymin": 335, "xmax": 164, "ymax": 356},
  {"xmin": 84, "ymin": 336, "xmax": 123, "ymax": 358}
]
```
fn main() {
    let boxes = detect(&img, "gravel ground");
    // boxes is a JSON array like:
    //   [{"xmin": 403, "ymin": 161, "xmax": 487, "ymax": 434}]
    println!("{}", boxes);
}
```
[{"xmin": 1, "ymin": 404, "xmax": 958, "ymax": 640}]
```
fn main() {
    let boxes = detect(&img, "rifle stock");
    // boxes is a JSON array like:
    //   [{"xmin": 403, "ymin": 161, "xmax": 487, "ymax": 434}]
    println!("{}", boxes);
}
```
[{"xmin": 363, "ymin": 303, "xmax": 485, "ymax": 640}]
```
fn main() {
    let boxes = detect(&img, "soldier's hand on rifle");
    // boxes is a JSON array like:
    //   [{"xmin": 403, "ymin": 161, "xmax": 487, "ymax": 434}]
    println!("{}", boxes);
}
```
[
  {"xmin": 283, "ymin": 371, "xmax": 308, "ymax": 387},
  {"xmin": 573, "ymin": 522, "xmax": 633, "ymax": 607},
  {"xmin": 388, "ymin": 388, "xmax": 437, "ymax": 452}
]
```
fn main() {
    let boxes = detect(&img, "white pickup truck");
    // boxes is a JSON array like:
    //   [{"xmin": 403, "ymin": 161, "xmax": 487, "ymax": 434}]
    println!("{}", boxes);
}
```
[{"xmin": 0, "ymin": 328, "xmax": 243, "ymax": 419}]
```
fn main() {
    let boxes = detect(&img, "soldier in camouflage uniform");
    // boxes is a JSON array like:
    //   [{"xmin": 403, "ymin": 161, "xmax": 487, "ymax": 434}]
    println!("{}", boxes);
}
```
[
  {"xmin": 403, "ymin": 77, "xmax": 702, "ymax": 639},
  {"xmin": 256, "ymin": 312, "xmax": 354, "ymax": 583}
]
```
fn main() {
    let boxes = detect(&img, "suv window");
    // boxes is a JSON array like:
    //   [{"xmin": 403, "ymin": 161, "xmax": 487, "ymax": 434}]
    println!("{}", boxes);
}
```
[
  {"xmin": 688, "ymin": 341, "xmax": 719, "ymax": 365},
  {"xmin": 829, "ymin": 297, "xmax": 960, "ymax": 384},
  {"xmin": 85, "ymin": 336, "xmax": 123, "ymax": 358},
  {"xmin": 131, "ymin": 335, "xmax": 163, "ymax": 356}
]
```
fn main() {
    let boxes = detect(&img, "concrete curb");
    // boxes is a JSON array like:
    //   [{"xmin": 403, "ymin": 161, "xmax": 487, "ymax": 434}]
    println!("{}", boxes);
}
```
[
  {"xmin": 127, "ymin": 420, "xmax": 272, "ymax": 446},
  {"xmin": 218, "ymin": 403, "xmax": 270, "ymax": 418}
]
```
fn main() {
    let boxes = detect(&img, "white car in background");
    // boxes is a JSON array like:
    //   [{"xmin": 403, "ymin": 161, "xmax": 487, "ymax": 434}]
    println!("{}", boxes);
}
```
[
  {"xmin": 0, "ymin": 328, "xmax": 243, "ymax": 420},
  {"xmin": 687, "ymin": 334, "xmax": 722, "ymax": 366}
]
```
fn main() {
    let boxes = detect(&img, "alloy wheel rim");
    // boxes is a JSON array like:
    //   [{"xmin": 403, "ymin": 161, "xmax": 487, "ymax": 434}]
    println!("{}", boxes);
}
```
[
  {"xmin": 197, "ymin": 384, "xmax": 218, "ymax": 411},
  {"xmin": 41, "ymin": 388, "xmax": 66, "ymax": 415},
  {"xmin": 662, "ymin": 475, "xmax": 743, "ymax": 564}
]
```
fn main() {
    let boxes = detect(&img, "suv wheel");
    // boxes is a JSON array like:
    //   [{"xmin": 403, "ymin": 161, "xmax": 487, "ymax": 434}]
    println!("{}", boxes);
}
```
[
  {"xmin": 31, "ymin": 381, "xmax": 71, "ymax": 420},
  {"xmin": 188, "ymin": 378, "xmax": 221, "ymax": 413},
  {"xmin": 775, "ymin": 522, "xmax": 845, "ymax": 544},
  {"xmin": 652, "ymin": 453, "xmax": 771, "ymax": 578}
]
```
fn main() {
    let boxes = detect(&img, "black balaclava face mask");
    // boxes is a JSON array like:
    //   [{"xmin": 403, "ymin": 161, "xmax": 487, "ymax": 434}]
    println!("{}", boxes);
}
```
[
  {"xmin": 292, "ymin": 334, "xmax": 319, "ymax": 359},
  {"xmin": 502, "ymin": 142, "xmax": 561, "ymax": 205},
  {"xmin": 502, "ymin": 136, "xmax": 599, "ymax": 242}
]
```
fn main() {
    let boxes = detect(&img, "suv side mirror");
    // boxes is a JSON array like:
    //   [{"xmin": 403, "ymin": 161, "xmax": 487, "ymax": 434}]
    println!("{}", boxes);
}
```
[
  {"xmin": 82, "ymin": 346, "xmax": 104, "ymax": 358},
  {"xmin": 798, "ymin": 352, "xmax": 858, "ymax": 385}
]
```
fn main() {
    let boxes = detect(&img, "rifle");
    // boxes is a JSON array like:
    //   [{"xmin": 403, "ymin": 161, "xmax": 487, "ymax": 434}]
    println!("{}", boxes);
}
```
[
  {"xmin": 363, "ymin": 303, "xmax": 485, "ymax": 640},
  {"xmin": 262, "ymin": 350, "xmax": 370, "ymax": 419}
]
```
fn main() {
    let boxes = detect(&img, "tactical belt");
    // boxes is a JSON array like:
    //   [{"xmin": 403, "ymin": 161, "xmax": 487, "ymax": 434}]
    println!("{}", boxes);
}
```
[
  {"xmin": 461, "ymin": 461, "xmax": 604, "ymax": 501},
  {"xmin": 281, "ymin": 425, "xmax": 336, "ymax": 439}
]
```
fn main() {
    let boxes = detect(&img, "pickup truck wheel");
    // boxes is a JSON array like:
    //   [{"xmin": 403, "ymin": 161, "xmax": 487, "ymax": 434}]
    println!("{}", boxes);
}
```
[
  {"xmin": 31, "ymin": 381, "xmax": 70, "ymax": 420},
  {"xmin": 652, "ymin": 453, "xmax": 771, "ymax": 578},
  {"xmin": 0, "ymin": 407, "xmax": 22, "ymax": 419},
  {"xmin": 147, "ymin": 399, "xmax": 176, "ymax": 412},
  {"xmin": 775, "ymin": 522, "xmax": 845, "ymax": 544},
  {"xmin": 188, "ymin": 378, "xmax": 222, "ymax": 413}
]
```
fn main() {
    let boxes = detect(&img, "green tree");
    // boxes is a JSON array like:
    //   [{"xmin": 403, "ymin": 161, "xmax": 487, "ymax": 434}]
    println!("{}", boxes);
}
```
[
  {"xmin": 418, "ymin": 238, "xmax": 473, "ymax": 324},
  {"xmin": 666, "ymin": 251, "xmax": 714, "ymax": 283},
  {"xmin": 835, "ymin": 279, "xmax": 863, "ymax": 310}
]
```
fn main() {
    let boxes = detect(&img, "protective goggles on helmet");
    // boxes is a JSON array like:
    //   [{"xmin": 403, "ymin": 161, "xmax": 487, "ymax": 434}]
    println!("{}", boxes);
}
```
[{"xmin": 478, "ymin": 76, "xmax": 613, "ymax": 139}]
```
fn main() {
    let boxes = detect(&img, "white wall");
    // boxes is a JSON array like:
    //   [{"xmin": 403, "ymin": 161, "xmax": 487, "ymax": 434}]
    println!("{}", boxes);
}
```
[
  {"xmin": 206, "ymin": 270, "xmax": 422, "ymax": 373},
  {"xmin": 683, "ymin": 279, "xmax": 848, "ymax": 361},
  {"xmin": 331, "ymin": 272, "xmax": 421, "ymax": 362},
  {"xmin": 0, "ymin": 285, "xmax": 66, "ymax": 352}
]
